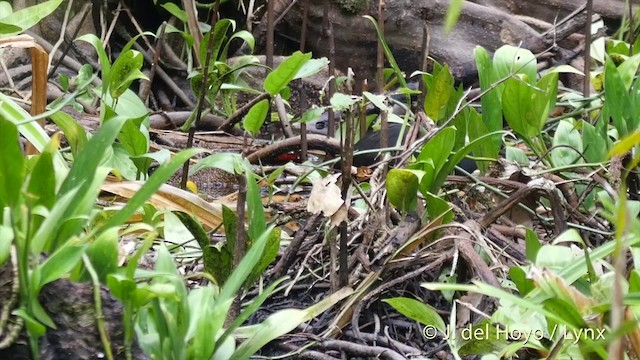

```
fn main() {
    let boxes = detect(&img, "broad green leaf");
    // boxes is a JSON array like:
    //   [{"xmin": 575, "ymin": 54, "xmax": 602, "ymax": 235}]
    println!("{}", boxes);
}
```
[
  {"xmin": 264, "ymin": 51, "xmax": 312, "ymax": 96},
  {"xmin": 424, "ymin": 64, "xmax": 454, "ymax": 122},
  {"xmin": 425, "ymin": 193, "xmax": 453, "ymax": 223},
  {"xmin": 293, "ymin": 57, "xmax": 329, "ymax": 80},
  {"xmin": 190, "ymin": 152, "xmax": 243, "ymax": 175},
  {"xmin": 0, "ymin": 23, "xmax": 21, "ymax": 35},
  {"xmin": 618, "ymin": 53, "xmax": 640, "ymax": 90},
  {"xmin": 384, "ymin": 297, "xmax": 446, "ymax": 333},
  {"xmin": 493, "ymin": 45, "xmax": 537, "ymax": 83},
  {"xmin": 330, "ymin": 92, "xmax": 357, "ymax": 111},
  {"xmin": 550, "ymin": 119, "xmax": 583, "ymax": 167},
  {"xmin": 581, "ymin": 120, "xmax": 607, "ymax": 163},
  {"xmin": 1, "ymin": 0, "xmax": 62, "ymax": 34},
  {"xmin": 508, "ymin": 266, "xmax": 535, "ymax": 296},
  {"xmin": 363, "ymin": 92, "xmax": 390, "ymax": 112},
  {"xmin": 58, "ymin": 115, "xmax": 127, "ymax": 199},
  {"xmin": 109, "ymin": 50, "xmax": 148, "ymax": 99},
  {"xmin": 387, "ymin": 169, "xmax": 420, "ymax": 212},
  {"xmin": 222, "ymin": 30, "xmax": 255, "ymax": 61},
  {"xmin": 82, "ymin": 228, "xmax": 119, "ymax": 283},
  {"xmin": 76, "ymin": 34, "xmax": 111, "ymax": 86},
  {"xmin": 200, "ymin": 18, "xmax": 234, "ymax": 65},
  {"xmin": 243, "ymin": 98, "xmax": 270, "ymax": 136},
  {"xmin": 531, "ymin": 72, "xmax": 558, "ymax": 133},
  {"xmin": 502, "ymin": 76, "xmax": 537, "ymax": 138},
  {"xmin": 186, "ymin": 287, "xmax": 217, "ymax": 359},
  {"xmin": 298, "ymin": 106, "xmax": 327, "ymax": 124}
]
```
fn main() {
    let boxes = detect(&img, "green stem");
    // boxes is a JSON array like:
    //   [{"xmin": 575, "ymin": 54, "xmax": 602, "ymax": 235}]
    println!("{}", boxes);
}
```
[{"xmin": 82, "ymin": 254, "xmax": 114, "ymax": 360}]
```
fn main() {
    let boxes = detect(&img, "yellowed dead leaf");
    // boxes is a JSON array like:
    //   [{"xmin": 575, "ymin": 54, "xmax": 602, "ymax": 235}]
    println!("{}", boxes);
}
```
[{"xmin": 101, "ymin": 181, "xmax": 234, "ymax": 231}]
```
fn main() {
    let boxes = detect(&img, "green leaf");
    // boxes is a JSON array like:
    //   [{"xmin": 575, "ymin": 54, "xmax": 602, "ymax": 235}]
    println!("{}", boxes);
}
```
[
  {"xmin": 246, "ymin": 173, "xmax": 265, "ymax": 240},
  {"xmin": 201, "ymin": 19, "xmax": 233, "ymax": 65},
  {"xmin": 26, "ymin": 138, "xmax": 57, "ymax": 210},
  {"xmin": 363, "ymin": 15, "xmax": 407, "ymax": 88},
  {"xmin": 246, "ymin": 227, "xmax": 280, "ymax": 287},
  {"xmin": 502, "ymin": 76, "xmax": 536, "ymax": 138},
  {"xmin": 13, "ymin": 308, "xmax": 46, "ymax": 337},
  {"xmin": 101, "ymin": 148, "xmax": 205, "ymax": 231},
  {"xmin": 161, "ymin": 2, "xmax": 187, "ymax": 22},
  {"xmin": 444, "ymin": 0, "xmax": 463, "ymax": 32},
  {"xmin": 493, "ymin": 45, "xmax": 537, "ymax": 83},
  {"xmin": 604, "ymin": 57, "xmax": 632, "ymax": 137},
  {"xmin": 190, "ymin": 152, "xmax": 243, "ymax": 177},
  {"xmin": 384, "ymin": 297, "xmax": 446, "ymax": 334},
  {"xmin": 330, "ymin": 92, "xmax": 357, "ymax": 111},
  {"xmin": 386, "ymin": 169, "xmax": 420, "ymax": 212},
  {"xmin": 222, "ymin": 30, "xmax": 255, "ymax": 61},
  {"xmin": 425, "ymin": 193, "xmax": 453, "ymax": 223},
  {"xmin": 0, "ymin": 117, "xmax": 25, "ymax": 209},
  {"xmin": 38, "ymin": 240, "xmax": 86, "ymax": 288},
  {"xmin": 424, "ymin": 64, "xmax": 454, "ymax": 122},
  {"xmin": 218, "ymin": 225, "xmax": 276, "ymax": 303},
  {"xmin": 0, "ymin": 225, "xmax": 14, "ymax": 266},
  {"xmin": 49, "ymin": 111, "xmax": 88, "ymax": 158},
  {"xmin": 83, "ymin": 228, "xmax": 119, "ymax": 283},
  {"xmin": 508, "ymin": 266, "xmax": 535, "ymax": 296},
  {"xmin": 550, "ymin": 119, "xmax": 583, "ymax": 167},
  {"xmin": 298, "ymin": 106, "xmax": 327, "ymax": 124},
  {"xmin": 531, "ymin": 72, "xmax": 558, "ymax": 133},
  {"xmin": 0, "ymin": 0, "xmax": 62, "ymax": 34},
  {"xmin": 242, "ymin": 98, "xmax": 270, "ymax": 137},
  {"xmin": 76, "ymin": 34, "xmax": 112, "ymax": 86},
  {"xmin": 109, "ymin": 50, "xmax": 148, "ymax": 99},
  {"xmin": 543, "ymin": 298, "xmax": 586, "ymax": 328},
  {"xmin": 232, "ymin": 288, "xmax": 351, "ymax": 359},
  {"xmin": 525, "ymin": 228, "xmax": 542, "ymax": 262},
  {"xmin": 293, "ymin": 57, "xmax": 329, "ymax": 80},
  {"xmin": 474, "ymin": 46, "xmax": 503, "ymax": 149},
  {"xmin": 264, "ymin": 51, "xmax": 312, "ymax": 96}
]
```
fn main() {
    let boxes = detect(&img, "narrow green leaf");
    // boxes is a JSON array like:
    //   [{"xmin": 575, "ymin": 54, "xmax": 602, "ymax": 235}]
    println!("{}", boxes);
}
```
[
  {"xmin": 101, "ymin": 148, "xmax": 205, "ymax": 231},
  {"xmin": 38, "ymin": 241, "xmax": 86, "ymax": 288},
  {"xmin": 444, "ymin": 0, "xmax": 463, "ymax": 33},
  {"xmin": 0, "ymin": 117, "xmax": 25, "ymax": 208}
]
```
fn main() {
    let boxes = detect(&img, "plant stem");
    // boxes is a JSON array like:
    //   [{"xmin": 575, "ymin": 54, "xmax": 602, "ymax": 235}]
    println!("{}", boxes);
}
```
[{"xmin": 82, "ymin": 254, "xmax": 114, "ymax": 360}]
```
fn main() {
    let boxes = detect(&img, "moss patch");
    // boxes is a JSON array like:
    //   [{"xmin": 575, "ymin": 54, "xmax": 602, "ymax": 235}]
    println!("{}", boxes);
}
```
[{"xmin": 335, "ymin": 0, "xmax": 369, "ymax": 15}]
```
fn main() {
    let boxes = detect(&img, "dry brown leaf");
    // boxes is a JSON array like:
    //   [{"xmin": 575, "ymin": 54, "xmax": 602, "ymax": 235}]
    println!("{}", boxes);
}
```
[{"xmin": 101, "ymin": 181, "xmax": 234, "ymax": 231}]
